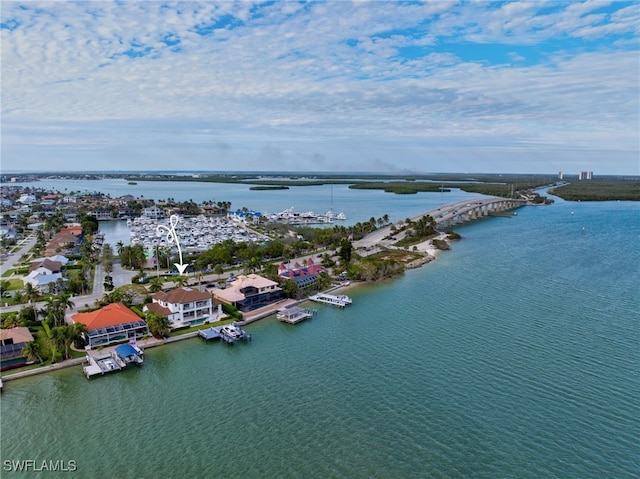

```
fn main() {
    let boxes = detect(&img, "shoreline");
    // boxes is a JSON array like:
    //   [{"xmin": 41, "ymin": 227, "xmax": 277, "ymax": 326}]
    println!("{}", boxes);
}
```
[{"xmin": 0, "ymin": 234, "xmax": 451, "ymax": 386}]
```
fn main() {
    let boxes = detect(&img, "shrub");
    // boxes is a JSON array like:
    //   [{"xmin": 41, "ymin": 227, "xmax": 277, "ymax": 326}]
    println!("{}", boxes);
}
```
[{"xmin": 221, "ymin": 303, "xmax": 243, "ymax": 320}]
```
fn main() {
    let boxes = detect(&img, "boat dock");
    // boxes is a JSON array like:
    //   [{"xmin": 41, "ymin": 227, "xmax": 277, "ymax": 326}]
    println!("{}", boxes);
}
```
[
  {"xmin": 114, "ymin": 343, "xmax": 144, "ymax": 366},
  {"xmin": 308, "ymin": 293, "xmax": 353, "ymax": 308},
  {"xmin": 198, "ymin": 323, "xmax": 251, "ymax": 345},
  {"xmin": 277, "ymin": 306, "xmax": 316, "ymax": 324},
  {"xmin": 83, "ymin": 351, "xmax": 127, "ymax": 378}
]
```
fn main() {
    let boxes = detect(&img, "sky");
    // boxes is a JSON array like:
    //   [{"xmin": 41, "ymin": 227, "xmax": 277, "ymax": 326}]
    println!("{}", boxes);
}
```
[{"xmin": 1, "ymin": 1, "xmax": 639, "ymax": 175}]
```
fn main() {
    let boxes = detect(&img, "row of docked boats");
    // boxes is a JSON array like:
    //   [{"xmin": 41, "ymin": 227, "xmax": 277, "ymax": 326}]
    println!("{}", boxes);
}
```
[
  {"xmin": 267, "ymin": 207, "xmax": 346, "ymax": 224},
  {"xmin": 128, "ymin": 214, "xmax": 268, "ymax": 251}
]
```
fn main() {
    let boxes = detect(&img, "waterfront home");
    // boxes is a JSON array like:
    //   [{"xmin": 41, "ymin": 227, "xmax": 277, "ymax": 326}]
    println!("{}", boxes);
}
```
[
  {"xmin": 0, "ymin": 327, "xmax": 35, "ymax": 370},
  {"xmin": 45, "ymin": 226, "xmax": 82, "ymax": 256},
  {"xmin": 143, "ymin": 206, "xmax": 165, "ymax": 220},
  {"xmin": 144, "ymin": 287, "xmax": 223, "ymax": 329},
  {"xmin": 88, "ymin": 209, "xmax": 113, "ymax": 221},
  {"xmin": 72, "ymin": 303, "xmax": 150, "ymax": 349},
  {"xmin": 212, "ymin": 274, "xmax": 284, "ymax": 312},
  {"xmin": 59, "ymin": 225, "xmax": 83, "ymax": 237},
  {"xmin": 278, "ymin": 257, "xmax": 325, "ymax": 289}
]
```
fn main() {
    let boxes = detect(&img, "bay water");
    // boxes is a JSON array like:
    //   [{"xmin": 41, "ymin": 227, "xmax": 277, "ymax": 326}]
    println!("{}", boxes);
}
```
[{"xmin": 1, "ymin": 183, "xmax": 638, "ymax": 478}]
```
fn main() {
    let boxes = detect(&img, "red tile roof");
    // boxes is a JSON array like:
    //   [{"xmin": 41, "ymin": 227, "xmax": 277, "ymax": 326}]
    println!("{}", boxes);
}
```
[{"xmin": 72, "ymin": 303, "xmax": 143, "ymax": 330}]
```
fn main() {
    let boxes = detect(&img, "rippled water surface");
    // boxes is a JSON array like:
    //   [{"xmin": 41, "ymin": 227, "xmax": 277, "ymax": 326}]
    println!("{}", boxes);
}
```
[{"xmin": 1, "ymin": 192, "xmax": 638, "ymax": 478}]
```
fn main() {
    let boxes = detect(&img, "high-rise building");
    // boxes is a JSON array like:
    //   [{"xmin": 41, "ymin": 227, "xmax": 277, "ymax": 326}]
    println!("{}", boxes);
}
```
[{"xmin": 579, "ymin": 171, "xmax": 593, "ymax": 180}]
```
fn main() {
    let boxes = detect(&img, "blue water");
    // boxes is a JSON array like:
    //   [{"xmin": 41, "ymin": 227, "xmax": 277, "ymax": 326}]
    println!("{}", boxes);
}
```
[
  {"xmin": 11, "ymin": 177, "xmax": 481, "ymax": 227},
  {"xmin": 1, "ymin": 189, "xmax": 638, "ymax": 478}
]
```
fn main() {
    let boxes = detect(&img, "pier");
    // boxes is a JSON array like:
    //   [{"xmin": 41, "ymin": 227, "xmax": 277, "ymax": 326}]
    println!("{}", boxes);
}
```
[
  {"xmin": 308, "ymin": 293, "xmax": 352, "ymax": 308},
  {"xmin": 277, "ymin": 306, "xmax": 316, "ymax": 324},
  {"xmin": 83, "ymin": 351, "xmax": 127, "ymax": 378},
  {"xmin": 198, "ymin": 323, "xmax": 251, "ymax": 345}
]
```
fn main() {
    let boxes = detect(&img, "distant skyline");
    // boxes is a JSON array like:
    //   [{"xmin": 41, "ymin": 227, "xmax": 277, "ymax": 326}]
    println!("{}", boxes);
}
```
[{"xmin": 1, "ymin": 1, "xmax": 639, "ymax": 175}]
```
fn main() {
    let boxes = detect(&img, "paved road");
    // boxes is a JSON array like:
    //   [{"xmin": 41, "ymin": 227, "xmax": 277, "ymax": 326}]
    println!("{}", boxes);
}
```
[
  {"xmin": 0, "ymin": 233, "xmax": 38, "ymax": 276},
  {"xmin": 354, "ymin": 197, "xmax": 524, "ymax": 250}
]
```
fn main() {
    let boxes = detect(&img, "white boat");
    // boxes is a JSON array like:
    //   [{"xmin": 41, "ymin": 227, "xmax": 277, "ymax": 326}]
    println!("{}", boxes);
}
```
[
  {"xmin": 308, "ymin": 293, "xmax": 352, "ymax": 307},
  {"xmin": 221, "ymin": 324, "xmax": 243, "ymax": 339}
]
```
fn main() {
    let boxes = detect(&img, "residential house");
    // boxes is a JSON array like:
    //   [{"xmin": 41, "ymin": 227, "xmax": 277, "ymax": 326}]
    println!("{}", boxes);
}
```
[
  {"xmin": 278, "ymin": 257, "xmax": 325, "ymax": 289},
  {"xmin": 72, "ymin": 303, "xmax": 149, "ymax": 349},
  {"xmin": 144, "ymin": 287, "xmax": 222, "ymax": 329},
  {"xmin": 143, "ymin": 206, "xmax": 164, "ymax": 220},
  {"xmin": 212, "ymin": 274, "xmax": 284, "ymax": 312},
  {"xmin": 23, "ymin": 271, "xmax": 65, "ymax": 293},
  {"xmin": 0, "ymin": 327, "xmax": 35, "ymax": 370},
  {"xmin": 88, "ymin": 209, "xmax": 113, "ymax": 221},
  {"xmin": 34, "ymin": 254, "xmax": 69, "ymax": 266},
  {"xmin": 29, "ymin": 258, "xmax": 63, "ymax": 275},
  {"xmin": 18, "ymin": 194, "xmax": 36, "ymax": 205}
]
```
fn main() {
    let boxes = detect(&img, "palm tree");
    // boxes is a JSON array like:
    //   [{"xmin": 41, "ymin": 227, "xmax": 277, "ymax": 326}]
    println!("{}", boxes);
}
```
[
  {"xmin": 146, "ymin": 311, "xmax": 171, "ymax": 338},
  {"xmin": 148, "ymin": 276, "xmax": 164, "ymax": 293},
  {"xmin": 2, "ymin": 313, "xmax": 22, "ymax": 329},
  {"xmin": 23, "ymin": 282, "xmax": 41, "ymax": 321},
  {"xmin": 194, "ymin": 271, "xmax": 204, "ymax": 291},
  {"xmin": 48, "ymin": 327, "xmax": 66, "ymax": 363},
  {"xmin": 22, "ymin": 340, "xmax": 43, "ymax": 364},
  {"xmin": 115, "ymin": 240, "xmax": 124, "ymax": 258},
  {"xmin": 56, "ymin": 293, "xmax": 75, "ymax": 325},
  {"xmin": 71, "ymin": 322, "xmax": 88, "ymax": 350}
]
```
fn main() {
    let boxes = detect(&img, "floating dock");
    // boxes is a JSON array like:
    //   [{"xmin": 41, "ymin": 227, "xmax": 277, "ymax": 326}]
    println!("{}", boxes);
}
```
[
  {"xmin": 198, "ymin": 323, "xmax": 251, "ymax": 345},
  {"xmin": 277, "ymin": 306, "xmax": 316, "ymax": 324},
  {"xmin": 308, "ymin": 293, "xmax": 352, "ymax": 308}
]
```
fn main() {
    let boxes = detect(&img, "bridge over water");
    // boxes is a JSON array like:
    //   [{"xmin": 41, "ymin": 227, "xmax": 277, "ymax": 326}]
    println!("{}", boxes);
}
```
[{"xmin": 355, "ymin": 197, "xmax": 527, "ymax": 249}]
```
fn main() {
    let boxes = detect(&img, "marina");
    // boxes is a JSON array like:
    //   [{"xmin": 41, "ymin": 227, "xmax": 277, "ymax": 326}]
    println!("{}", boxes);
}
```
[
  {"xmin": 276, "ymin": 306, "xmax": 316, "ymax": 324},
  {"xmin": 128, "ymin": 214, "xmax": 269, "ymax": 252},
  {"xmin": 198, "ymin": 323, "xmax": 252, "ymax": 345},
  {"xmin": 266, "ymin": 207, "xmax": 347, "ymax": 224},
  {"xmin": 308, "ymin": 293, "xmax": 352, "ymax": 308}
]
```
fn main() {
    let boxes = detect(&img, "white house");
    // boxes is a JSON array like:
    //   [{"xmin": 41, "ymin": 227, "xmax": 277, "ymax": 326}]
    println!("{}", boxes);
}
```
[
  {"xmin": 18, "ymin": 194, "xmax": 37, "ymax": 205},
  {"xmin": 144, "ymin": 287, "xmax": 223, "ymax": 329},
  {"xmin": 23, "ymin": 271, "xmax": 65, "ymax": 293}
]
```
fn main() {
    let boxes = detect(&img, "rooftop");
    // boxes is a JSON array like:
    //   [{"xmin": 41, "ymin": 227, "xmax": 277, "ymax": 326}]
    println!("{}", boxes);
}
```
[{"xmin": 72, "ymin": 303, "xmax": 144, "ymax": 331}]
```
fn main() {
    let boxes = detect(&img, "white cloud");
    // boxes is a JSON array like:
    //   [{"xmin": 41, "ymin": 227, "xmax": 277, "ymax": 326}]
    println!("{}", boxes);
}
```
[{"xmin": 1, "ymin": 1, "xmax": 638, "ymax": 174}]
